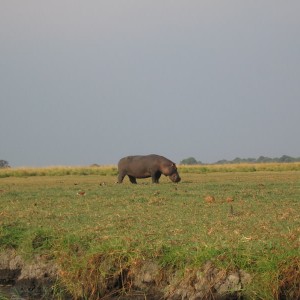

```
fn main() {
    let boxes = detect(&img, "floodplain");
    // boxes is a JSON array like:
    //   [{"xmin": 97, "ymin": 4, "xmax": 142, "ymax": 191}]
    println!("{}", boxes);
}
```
[{"xmin": 0, "ymin": 164, "xmax": 299, "ymax": 299}]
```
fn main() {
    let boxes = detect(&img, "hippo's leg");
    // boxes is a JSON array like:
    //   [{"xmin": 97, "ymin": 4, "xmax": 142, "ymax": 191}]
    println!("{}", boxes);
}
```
[
  {"xmin": 151, "ymin": 171, "xmax": 161, "ymax": 184},
  {"xmin": 128, "ymin": 175, "xmax": 137, "ymax": 184}
]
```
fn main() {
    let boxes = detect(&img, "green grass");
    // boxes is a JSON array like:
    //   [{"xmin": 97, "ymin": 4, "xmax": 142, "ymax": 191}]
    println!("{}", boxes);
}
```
[{"xmin": 0, "ymin": 166, "xmax": 300, "ymax": 298}]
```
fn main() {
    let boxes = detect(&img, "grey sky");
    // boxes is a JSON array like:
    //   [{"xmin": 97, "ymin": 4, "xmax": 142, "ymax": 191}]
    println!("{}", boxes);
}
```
[{"xmin": 1, "ymin": 1, "xmax": 300, "ymax": 167}]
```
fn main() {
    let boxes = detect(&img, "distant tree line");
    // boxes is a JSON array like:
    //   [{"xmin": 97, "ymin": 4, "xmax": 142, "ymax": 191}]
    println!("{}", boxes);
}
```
[
  {"xmin": 180, "ymin": 155, "xmax": 300, "ymax": 165},
  {"xmin": 180, "ymin": 157, "xmax": 203, "ymax": 165},
  {"xmin": 0, "ymin": 160, "xmax": 10, "ymax": 168}
]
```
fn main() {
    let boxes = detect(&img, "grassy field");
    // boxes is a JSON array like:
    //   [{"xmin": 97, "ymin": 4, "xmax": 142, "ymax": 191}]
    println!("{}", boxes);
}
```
[{"xmin": 0, "ymin": 164, "xmax": 300, "ymax": 299}]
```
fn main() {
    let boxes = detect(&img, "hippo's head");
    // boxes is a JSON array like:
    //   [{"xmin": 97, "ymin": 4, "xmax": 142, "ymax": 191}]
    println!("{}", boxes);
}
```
[
  {"xmin": 162, "ymin": 163, "xmax": 181, "ymax": 183},
  {"xmin": 169, "ymin": 171, "xmax": 181, "ymax": 183}
]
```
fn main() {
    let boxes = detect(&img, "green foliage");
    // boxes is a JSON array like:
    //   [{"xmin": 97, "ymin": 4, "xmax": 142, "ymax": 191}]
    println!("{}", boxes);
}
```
[
  {"xmin": 0, "ymin": 293, "xmax": 9, "ymax": 300},
  {"xmin": 0, "ymin": 160, "xmax": 10, "ymax": 168},
  {"xmin": 180, "ymin": 157, "xmax": 202, "ymax": 165},
  {"xmin": 215, "ymin": 155, "xmax": 300, "ymax": 164},
  {"xmin": 180, "ymin": 155, "xmax": 300, "ymax": 165}
]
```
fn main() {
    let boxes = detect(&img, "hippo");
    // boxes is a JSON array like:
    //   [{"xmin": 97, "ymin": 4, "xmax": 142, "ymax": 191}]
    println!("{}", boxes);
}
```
[{"xmin": 117, "ymin": 154, "xmax": 181, "ymax": 184}]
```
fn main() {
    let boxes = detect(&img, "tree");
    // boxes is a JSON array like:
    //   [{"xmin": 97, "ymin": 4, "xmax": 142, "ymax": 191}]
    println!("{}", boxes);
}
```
[
  {"xmin": 0, "ymin": 160, "xmax": 10, "ymax": 168},
  {"xmin": 279, "ymin": 155, "xmax": 294, "ymax": 163},
  {"xmin": 180, "ymin": 157, "xmax": 201, "ymax": 165},
  {"xmin": 257, "ymin": 156, "xmax": 272, "ymax": 163}
]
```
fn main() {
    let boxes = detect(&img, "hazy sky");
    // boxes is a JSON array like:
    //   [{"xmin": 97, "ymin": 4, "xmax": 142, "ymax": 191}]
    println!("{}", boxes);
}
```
[{"xmin": 1, "ymin": 1, "xmax": 300, "ymax": 167}]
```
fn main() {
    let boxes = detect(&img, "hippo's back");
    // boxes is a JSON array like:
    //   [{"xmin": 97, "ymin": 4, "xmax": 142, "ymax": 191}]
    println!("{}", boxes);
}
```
[{"xmin": 118, "ymin": 154, "xmax": 168, "ymax": 167}]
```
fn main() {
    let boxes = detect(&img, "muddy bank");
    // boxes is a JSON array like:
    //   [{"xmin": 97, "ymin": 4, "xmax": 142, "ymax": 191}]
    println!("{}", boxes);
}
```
[
  {"xmin": 0, "ymin": 251, "xmax": 300, "ymax": 300},
  {"xmin": 127, "ymin": 261, "xmax": 252, "ymax": 300},
  {"xmin": 0, "ymin": 250, "xmax": 256, "ymax": 299},
  {"xmin": 0, "ymin": 251, "xmax": 58, "ymax": 299}
]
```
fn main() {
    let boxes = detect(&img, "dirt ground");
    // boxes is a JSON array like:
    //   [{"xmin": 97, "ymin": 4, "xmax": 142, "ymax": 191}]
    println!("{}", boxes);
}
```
[{"xmin": 0, "ymin": 250, "xmax": 253, "ymax": 299}]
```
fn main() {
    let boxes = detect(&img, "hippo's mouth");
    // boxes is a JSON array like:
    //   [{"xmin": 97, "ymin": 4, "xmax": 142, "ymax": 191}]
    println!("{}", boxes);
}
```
[{"xmin": 169, "ymin": 173, "xmax": 181, "ymax": 183}]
